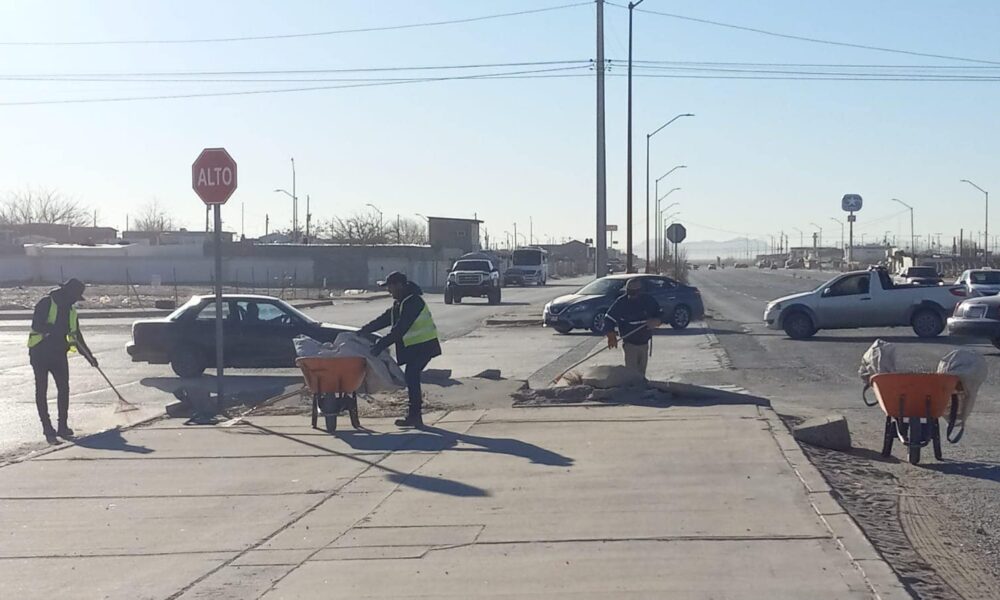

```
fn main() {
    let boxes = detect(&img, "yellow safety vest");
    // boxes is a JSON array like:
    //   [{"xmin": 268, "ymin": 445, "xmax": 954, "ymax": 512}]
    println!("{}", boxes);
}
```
[
  {"xmin": 27, "ymin": 300, "xmax": 79, "ymax": 353},
  {"xmin": 393, "ymin": 295, "xmax": 439, "ymax": 347}
]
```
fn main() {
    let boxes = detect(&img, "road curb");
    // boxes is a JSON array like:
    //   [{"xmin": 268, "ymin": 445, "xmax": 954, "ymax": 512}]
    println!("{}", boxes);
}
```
[
  {"xmin": 761, "ymin": 406, "xmax": 912, "ymax": 600},
  {"xmin": 0, "ymin": 308, "xmax": 171, "ymax": 321}
]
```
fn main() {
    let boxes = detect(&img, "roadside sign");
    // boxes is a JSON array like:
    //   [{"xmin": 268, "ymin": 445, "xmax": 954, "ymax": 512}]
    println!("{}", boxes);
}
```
[
  {"xmin": 842, "ymin": 194, "xmax": 863, "ymax": 212},
  {"xmin": 192, "ymin": 148, "xmax": 238, "ymax": 205},
  {"xmin": 847, "ymin": 214, "xmax": 857, "ymax": 223},
  {"xmin": 606, "ymin": 224, "xmax": 618, "ymax": 232},
  {"xmin": 666, "ymin": 223, "xmax": 687, "ymax": 244}
]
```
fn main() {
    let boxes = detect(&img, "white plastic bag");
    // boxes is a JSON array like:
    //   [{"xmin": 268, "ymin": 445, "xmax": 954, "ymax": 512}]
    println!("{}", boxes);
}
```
[
  {"xmin": 859, "ymin": 339, "xmax": 897, "ymax": 384},
  {"xmin": 936, "ymin": 349, "xmax": 988, "ymax": 423},
  {"xmin": 294, "ymin": 333, "xmax": 405, "ymax": 394}
]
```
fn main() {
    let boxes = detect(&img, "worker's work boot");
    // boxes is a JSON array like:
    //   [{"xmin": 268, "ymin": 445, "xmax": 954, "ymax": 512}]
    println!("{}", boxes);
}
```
[
  {"xmin": 43, "ymin": 427, "xmax": 60, "ymax": 445},
  {"xmin": 394, "ymin": 413, "xmax": 424, "ymax": 428},
  {"xmin": 57, "ymin": 424, "xmax": 75, "ymax": 439}
]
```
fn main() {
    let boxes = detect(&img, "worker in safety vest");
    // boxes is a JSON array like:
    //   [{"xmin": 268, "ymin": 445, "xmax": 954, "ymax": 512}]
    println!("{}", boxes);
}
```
[
  {"xmin": 359, "ymin": 271, "xmax": 441, "ymax": 428},
  {"xmin": 27, "ymin": 278, "xmax": 97, "ymax": 444},
  {"xmin": 603, "ymin": 278, "xmax": 662, "ymax": 377}
]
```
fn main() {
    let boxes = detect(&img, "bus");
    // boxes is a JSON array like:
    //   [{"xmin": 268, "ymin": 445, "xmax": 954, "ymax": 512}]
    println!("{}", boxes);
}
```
[{"xmin": 504, "ymin": 247, "xmax": 549, "ymax": 286}]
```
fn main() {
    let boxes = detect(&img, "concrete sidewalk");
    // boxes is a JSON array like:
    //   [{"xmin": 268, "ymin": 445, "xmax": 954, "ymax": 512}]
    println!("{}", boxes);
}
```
[{"xmin": 0, "ymin": 396, "xmax": 908, "ymax": 599}]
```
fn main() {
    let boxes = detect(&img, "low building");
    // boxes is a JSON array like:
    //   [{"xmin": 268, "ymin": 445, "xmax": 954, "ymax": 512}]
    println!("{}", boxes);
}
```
[
  {"xmin": 6, "ymin": 223, "xmax": 118, "ymax": 244},
  {"xmin": 122, "ymin": 229, "xmax": 234, "ymax": 246},
  {"xmin": 538, "ymin": 240, "xmax": 592, "ymax": 276},
  {"xmin": 427, "ymin": 217, "xmax": 481, "ymax": 253}
]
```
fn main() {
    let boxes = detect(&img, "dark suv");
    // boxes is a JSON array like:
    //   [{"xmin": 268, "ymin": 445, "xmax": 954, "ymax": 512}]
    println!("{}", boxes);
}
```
[{"xmin": 445, "ymin": 258, "xmax": 502, "ymax": 305}]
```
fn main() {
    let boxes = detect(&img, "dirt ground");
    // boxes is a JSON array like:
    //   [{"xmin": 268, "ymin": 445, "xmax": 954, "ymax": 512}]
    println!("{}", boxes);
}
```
[{"xmin": 0, "ymin": 283, "xmax": 353, "ymax": 311}]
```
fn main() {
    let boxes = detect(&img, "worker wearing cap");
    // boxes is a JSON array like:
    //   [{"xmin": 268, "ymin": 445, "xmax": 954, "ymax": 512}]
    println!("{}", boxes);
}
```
[
  {"xmin": 359, "ymin": 271, "xmax": 441, "ymax": 427},
  {"xmin": 603, "ymin": 278, "xmax": 662, "ymax": 377},
  {"xmin": 27, "ymin": 278, "xmax": 98, "ymax": 444}
]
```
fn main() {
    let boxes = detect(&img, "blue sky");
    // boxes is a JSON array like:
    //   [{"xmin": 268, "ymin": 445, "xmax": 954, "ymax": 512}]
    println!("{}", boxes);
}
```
[{"xmin": 1, "ymin": 1, "xmax": 998, "ymax": 252}]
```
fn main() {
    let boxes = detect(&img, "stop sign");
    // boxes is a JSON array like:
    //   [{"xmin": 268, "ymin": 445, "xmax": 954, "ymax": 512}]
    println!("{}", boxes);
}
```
[
  {"xmin": 667, "ymin": 223, "xmax": 687, "ymax": 244},
  {"xmin": 192, "ymin": 148, "xmax": 237, "ymax": 205}
]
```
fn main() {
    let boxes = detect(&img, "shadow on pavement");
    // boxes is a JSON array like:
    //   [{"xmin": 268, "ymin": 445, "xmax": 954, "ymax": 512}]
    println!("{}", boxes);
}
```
[
  {"xmin": 71, "ymin": 427, "xmax": 153, "ymax": 455},
  {"xmin": 925, "ymin": 461, "xmax": 1000, "ymax": 482},
  {"xmin": 140, "ymin": 375, "xmax": 302, "ymax": 407},
  {"xmin": 338, "ymin": 426, "xmax": 574, "ymax": 467},
  {"xmin": 802, "ymin": 336, "xmax": 959, "ymax": 345},
  {"xmin": 244, "ymin": 422, "xmax": 492, "ymax": 498}
]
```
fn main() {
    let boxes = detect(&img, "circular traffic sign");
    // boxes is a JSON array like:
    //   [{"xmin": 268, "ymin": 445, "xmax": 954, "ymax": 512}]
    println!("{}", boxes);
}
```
[{"xmin": 192, "ymin": 148, "xmax": 237, "ymax": 205}]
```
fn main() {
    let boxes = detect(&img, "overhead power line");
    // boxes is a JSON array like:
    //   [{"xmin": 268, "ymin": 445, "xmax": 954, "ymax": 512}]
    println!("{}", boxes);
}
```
[
  {"xmin": 606, "ymin": 3, "xmax": 1000, "ymax": 66},
  {"xmin": 0, "ymin": 2, "xmax": 590, "ymax": 46},
  {"xmin": 0, "ymin": 65, "xmax": 592, "ymax": 106}
]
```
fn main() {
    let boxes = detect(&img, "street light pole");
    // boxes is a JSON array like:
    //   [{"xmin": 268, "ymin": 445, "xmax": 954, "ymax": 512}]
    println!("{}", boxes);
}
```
[
  {"xmin": 625, "ymin": 0, "xmax": 646, "ymax": 273},
  {"xmin": 657, "ymin": 190, "xmax": 681, "ymax": 271},
  {"xmin": 961, "ymin": 179, "xmax": 990, "ymax": 265},
  {"xmin": 810, "ymin": 223, "xmax": 823, "ymax": 249},
  {"xmin": 829, "ymin": 217, "xmax": 844, "ymax": 252},
  {"xmin": 595, "ymin": 0, "xmax": 607, "ymax": 278},
  {"xmin": 645, "ymin": 115, "xmax": 693, "ymax": 272},
  {"xmin": 793, "ymin": 227, "xmax": 804, "ymax": 248},
  {"xmin": 890, "ymin": 198, "xmax": 914, "ymax": 256},
  {"xmin": 290, "ymin": 158, "xmax": 297, "ymax": 241},
  {"xmin": 654, "ymin": 165, "xmax": 686, "ymax": 270},
  {"xmin": 365, "ymin": 203, "xmax": 384, "ymax": 243}
]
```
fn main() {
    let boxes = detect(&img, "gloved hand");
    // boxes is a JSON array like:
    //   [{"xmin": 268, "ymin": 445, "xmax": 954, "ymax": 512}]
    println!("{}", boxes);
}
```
[
  {"xmin": 84, "ymin": 353, "xmax": 99, "ymax": 368},
  {"xmin": 606, "ymin": 332, "xmax": 619, "ymax": 349},
  {"xmin": 646, "ymin": 318, "xmax": 662, "ymax": 330},
  {"xmin": 371, "ymin": 339, "xmax": 390, "ymax": 356}
]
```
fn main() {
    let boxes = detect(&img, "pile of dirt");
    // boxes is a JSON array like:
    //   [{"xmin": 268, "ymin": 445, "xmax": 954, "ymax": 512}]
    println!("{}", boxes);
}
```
[{"xmin": 512, "ymin": 383, "xmax": 671, "ymax": 406}]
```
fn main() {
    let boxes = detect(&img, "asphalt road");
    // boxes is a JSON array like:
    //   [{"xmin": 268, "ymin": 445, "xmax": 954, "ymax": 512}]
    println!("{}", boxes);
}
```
[
  {"xmin": 689, "ymin": 268, "xmax": 1000, "ymax": 598},
  {"xmin": 0, "ymin": 277, "xmax": 590, "ymax": 461}
]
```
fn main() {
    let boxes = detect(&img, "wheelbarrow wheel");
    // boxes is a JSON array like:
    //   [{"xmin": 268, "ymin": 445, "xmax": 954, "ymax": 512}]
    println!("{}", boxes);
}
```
[
  {"xmin": 320, "ymin": 395, "xmax": 339, "ymax": 433},
  {"xmin": 909, "ymin": 443, "xmax": 921, "ymax": 465},
  {"xmin": 325, "ymin": 412, "xmax": 338, "ymax": 433}
]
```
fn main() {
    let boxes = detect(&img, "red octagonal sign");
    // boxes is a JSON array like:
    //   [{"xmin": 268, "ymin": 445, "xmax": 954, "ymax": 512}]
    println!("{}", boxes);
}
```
[{"xmin": 192, "ymin": 148, "xmax": 237, "ymax": 205}]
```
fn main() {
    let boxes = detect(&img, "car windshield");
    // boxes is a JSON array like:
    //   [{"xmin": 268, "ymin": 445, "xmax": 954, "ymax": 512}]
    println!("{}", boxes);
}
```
[
  {"xmin": 907, "ymin": 267, "xmax": 938, "ymax": 277},
  {"xmin": 512, "ymin": 250, "xmax": 542, "ymax": 266},
  {"xmin": 453, "ymin": 260, "xmax": 491, "ymax": 272},
  {"xmin": 171, "ymin": 297, "xmax": 202, "ymax": 320},
  {"xmin": 577, "ymin": 278, "xmax": 626, "ymax": 296},
  {"xmin": 970, "ymin": 271, "xmax": 1000, "ymax": 284}
]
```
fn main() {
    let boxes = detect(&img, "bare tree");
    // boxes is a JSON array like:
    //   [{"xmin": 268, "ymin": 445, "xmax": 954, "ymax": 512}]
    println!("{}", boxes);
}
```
[
  {"xmin": 0, "ymin": 188, "xmax": 89, "ymax": 227},
  {"xmin": 132, "ymin": 199, "xmax": 177, "ymax": 232},
  {"xmin": 396, "ymin": 217, "xmax": 428, "ymax": 244},
  {"xmin": 325, "ymin": 209, "xmax": 387, "ymax": 245}
]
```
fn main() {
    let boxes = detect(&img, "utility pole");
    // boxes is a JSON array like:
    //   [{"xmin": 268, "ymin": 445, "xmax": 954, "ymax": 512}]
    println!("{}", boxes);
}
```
[
  {"xmin": 891, "ymin": 198, "xmax": 914, "ymax": 256},
  {"xmin": 529, "ymin": 216, "xmax": 533, "ymax": 246},
  {"xmin": 241, "ymin": 202, "xmax": 245, "ymax": 239},
  {"xmin": 961, "ymin": 179, "xmax": 989, "ymax": 266},
  {"xmin": 595, "ymin": 0, "xmax": 607, "ymax": 278},
  {"xmin": 265, "ymin": 214, "xmax": 269, "ymax": 236},
  {"xmin": 291, "ymin": 158, "xmax": 297, "ymax": 242},
  {"xmin": 625, "ymin": 0, "xmax": 646, "ymax": 273},
  {"xmin": 306, "ymin": 195, "xmax": 311, "ymax": 244},
  {"xmin": 513, "ymin": 222, "xmax": 518, "ymax": 249}
]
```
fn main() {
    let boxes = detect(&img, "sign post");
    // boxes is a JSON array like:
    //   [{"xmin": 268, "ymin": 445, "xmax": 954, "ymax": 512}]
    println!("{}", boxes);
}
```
[
  {"xmin": 666, "ymin": 223, "xmax": 687, "ymax": 279},
  {"xmin": 842, "ymin": 194, "xmax": 863, "ymax": 265},
  {"xmin": 192, "ymin": 148, "xmax": 238, "ymax": 418}
]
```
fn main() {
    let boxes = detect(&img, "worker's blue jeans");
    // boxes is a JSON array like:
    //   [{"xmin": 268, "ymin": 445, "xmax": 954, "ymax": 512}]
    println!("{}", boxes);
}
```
[{"xmin": 404, "ymin": 355, "xmax": 432, "ymax": 416}]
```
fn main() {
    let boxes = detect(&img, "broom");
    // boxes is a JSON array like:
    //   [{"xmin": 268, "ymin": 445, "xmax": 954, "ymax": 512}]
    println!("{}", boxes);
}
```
[{"xmin": 82, "ymin": 348, "xmax": 139, "ymax": 413}]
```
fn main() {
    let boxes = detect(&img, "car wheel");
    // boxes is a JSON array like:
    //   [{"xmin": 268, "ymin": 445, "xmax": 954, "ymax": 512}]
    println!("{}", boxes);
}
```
[
  {"xmin": 782, "ymin": 311, "xmax": 816, "ymax": 340},
  {"xmin": 589, "ymin": 310, "xmax": 607, "ymax": 334},
  {"xmin": 670, "ymin": 305, "xmax": 692, "ymax": 329},
  {"xmin": 552, "ymin": 323, "xmax": 573, "ymax": 334},
  {"xmin": 454, "ymin": 295, "xmax": 462, "ymax": 304},
  {"xmin": 991, "ymin": 337, "xmax": 1000, "ymax": 350},
  {"xmin": 444, "ymin": 288, "xmax": 453, "ymax": 305},
  {"xmin": 911, "ymin": 309, "xmax": 944, "ymax": 338},
  {"xmin": 171, "ymin": 345, "xmax": 208, "ymax": 378}
]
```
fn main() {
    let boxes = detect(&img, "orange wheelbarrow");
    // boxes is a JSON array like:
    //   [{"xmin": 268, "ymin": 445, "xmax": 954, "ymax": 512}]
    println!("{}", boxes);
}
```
[
  {"xmin": 864, "ymin": 373, "xmax": 965, "ymax": 465},
  {"xmin": 296, "ymin": 357, "xmax": 367, "ymax": 433}
]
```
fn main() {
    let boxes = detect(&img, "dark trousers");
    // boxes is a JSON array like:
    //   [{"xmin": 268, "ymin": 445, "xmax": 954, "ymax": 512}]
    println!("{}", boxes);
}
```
[
  {"xmin": 30, "ymin": 351, "xmax": 70, "ymax": 432},
  {"xmin": 403, "ymin": 355, "xmax": 432, "ymax": 416}
]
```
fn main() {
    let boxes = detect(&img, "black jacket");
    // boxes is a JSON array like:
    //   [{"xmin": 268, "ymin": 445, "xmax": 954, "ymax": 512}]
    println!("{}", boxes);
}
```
[
  {"xmin": 29, "ymin": 289, "xmax": 92, "ymax": 359},
  {"xmin": 603, "ymin": 292, "xmax": 663, "ymax": 345},
  {"xmin": 359, "ymin": 282, "xmax": 442, "ymax": 365}
]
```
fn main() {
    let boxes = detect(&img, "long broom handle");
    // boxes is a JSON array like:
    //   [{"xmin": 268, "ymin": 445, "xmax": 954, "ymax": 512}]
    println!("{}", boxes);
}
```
[{"xmin": 550, "ymin": 322, "xmax": 651, "ymax": 384}]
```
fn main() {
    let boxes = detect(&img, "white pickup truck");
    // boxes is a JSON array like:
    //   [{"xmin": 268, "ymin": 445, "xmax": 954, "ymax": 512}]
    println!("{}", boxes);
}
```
[{"xmin": 764, "ymin": 267, "xmax": 967, "ymax": 339}]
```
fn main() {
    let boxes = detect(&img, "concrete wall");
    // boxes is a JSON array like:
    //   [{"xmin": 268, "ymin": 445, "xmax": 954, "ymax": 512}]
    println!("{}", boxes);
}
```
[{"xmin": 0, "ymin": 243, "xmax": 460, "ymax": 289}]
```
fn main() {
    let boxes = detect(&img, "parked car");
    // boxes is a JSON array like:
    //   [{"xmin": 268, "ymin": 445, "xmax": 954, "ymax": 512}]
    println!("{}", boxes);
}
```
[
  {"xmin": 764, "ymin": 267, "xmax": 967, "ymax": 339},
  {"xmin": 948, "ymin": 295, "xmax": 1000, "ymax": 348},
  {"xmin": 734, "ymin": 263, "xmax": 750, "ymax": 269},
  {"xmin": 445, "ymin": 256, "xmax": 502, "ymax": 304},
  {"xmin": 707, "ymin": 264, "xmax": 717, "ymax": 271},
  {"xmin": 894, "ymin": 266, "xmax": 943, "ymax": 286},
  {"xmin": 543, "ymin": 274, "xmax": 704, "ymax": 334},
  {"xmin": 956, "ymin": 268, "xmax": 1000, "ymax": 297},
  {"xmin": 127, "ymin": 295, "xmax": 371, "ymax": 378}
]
